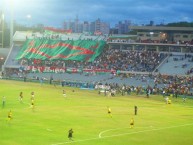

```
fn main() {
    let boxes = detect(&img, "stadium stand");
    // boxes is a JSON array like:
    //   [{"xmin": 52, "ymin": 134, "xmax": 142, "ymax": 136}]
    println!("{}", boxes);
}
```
[
  {"xmin": 1, "ymin": 31, "xmax": 193, "ymax": 96},
  {"xmin": 158, "ymin": 53, "xmax": 193, "ymax": 75}
]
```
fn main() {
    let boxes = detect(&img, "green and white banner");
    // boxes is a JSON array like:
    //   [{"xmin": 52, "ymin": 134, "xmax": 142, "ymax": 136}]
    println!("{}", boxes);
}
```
[{"xmin": 16, "ymin": 39, "xmax": 106, "ymax": 62}]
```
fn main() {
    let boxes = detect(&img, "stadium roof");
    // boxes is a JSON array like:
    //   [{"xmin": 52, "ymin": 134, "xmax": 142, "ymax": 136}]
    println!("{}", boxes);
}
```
[{"xmin": 129, "ymin": 26, "xmax": 193, "ymax": 32}]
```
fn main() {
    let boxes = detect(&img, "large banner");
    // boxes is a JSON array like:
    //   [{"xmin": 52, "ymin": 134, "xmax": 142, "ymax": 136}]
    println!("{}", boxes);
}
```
[{"xmin": 16, "ymin": 39, "xmax": 106, "ymax": 62}]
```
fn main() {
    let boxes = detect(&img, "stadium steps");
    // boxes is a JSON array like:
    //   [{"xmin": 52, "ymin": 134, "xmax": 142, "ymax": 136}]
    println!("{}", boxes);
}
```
[{"xmin": 158, "ymin": 55, "xmax": 193, "ymax": 75}]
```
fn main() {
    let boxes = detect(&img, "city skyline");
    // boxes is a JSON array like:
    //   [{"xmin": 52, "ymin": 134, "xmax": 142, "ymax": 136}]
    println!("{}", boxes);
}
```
[{"xmin": 1, "ymin": 0, "xmax": 193, "ymax": 28}]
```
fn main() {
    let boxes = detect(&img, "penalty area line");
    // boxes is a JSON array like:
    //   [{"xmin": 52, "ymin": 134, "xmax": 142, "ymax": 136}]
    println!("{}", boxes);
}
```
[
  {"xmin": 99, "ymin": 126, "xmax": 153, "ymax": 138},
  {"xmin": 51, "ymin": 123, "xmax": 193, "ymax": 145}
]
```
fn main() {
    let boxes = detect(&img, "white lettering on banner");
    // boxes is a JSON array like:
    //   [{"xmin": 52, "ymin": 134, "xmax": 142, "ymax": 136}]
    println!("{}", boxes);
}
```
[
  {"xmin": 26, "ymin": 66, "xmax": 115, "ymax": 73},
  {"xmin": 26, "ymin": 66, "xmax": 66, "ymax": 73}
]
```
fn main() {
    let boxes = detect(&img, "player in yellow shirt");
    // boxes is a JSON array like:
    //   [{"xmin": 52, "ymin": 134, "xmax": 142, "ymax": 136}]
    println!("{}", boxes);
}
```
[
  {"xmin": 31, "ymin": 91, "xmax": 35, "ymax": 101},
  {"xmin": 107, "ymin": 106, "xmax": 112, "ymax": 118},
  {"xmin": 7, "ymin": 110, "xmax": 12, "ymax": 123},
  {"xmin": 19, "ymin": 92, "xmax": 23, "ymax": 103},
  {"xmin": 30, "ymin": 100, "xmax": 35, "ymax": 111},
  {"xmin": 130, "ymin": 118, "xmax": 134, "ymax": 128}
]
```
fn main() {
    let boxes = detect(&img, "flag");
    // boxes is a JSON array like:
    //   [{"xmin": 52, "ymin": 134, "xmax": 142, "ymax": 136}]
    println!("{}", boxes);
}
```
[{"xmin": 16, "ymin": 39, "xmax": 106, "ymax": 62}]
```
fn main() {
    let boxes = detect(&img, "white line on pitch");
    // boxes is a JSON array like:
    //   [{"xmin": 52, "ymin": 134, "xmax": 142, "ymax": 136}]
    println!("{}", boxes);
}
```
[
  {"xmin": 98, "ymin": 126, "xmax": 153, "ymax": 138},
  {"xmin": 51, "ymin": 123, "xmax": 193, "ymax": 145}
]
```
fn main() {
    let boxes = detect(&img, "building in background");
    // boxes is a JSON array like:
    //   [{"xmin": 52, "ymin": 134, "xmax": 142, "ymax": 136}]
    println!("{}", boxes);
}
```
[
  {"xmin": 82, "ymin": 21, "xmax": 89, "ymax": 33},
  {"xmin": 63, "ymin": 17, "xmax": 110, "ymax": 34},
  {"xmin": 129, "ymin": 25, "xmax": 193, "ymax": 44},
  {"xmin": 115, "ymin": 20, "xmax": 131, "ymax": 34}
]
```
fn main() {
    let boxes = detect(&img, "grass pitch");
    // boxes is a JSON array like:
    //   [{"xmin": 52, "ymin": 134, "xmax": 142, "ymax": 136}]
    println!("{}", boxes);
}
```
[{"xmin": 0, "ymin": 80, "xmax": 193, "ymax": 145}]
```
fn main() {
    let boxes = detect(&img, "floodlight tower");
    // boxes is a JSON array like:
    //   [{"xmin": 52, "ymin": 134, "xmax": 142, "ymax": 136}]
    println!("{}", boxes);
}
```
[
  {"xmin": 10, "ymin": 0, "xmax": 14, "ymax": 48},
  {"xmin": 0, "ymin": 11, "xmax": 4, "ymax": 48},
  {"xmin": 26, "ymin": 14, "xmax": 31, "ymax": 28}
]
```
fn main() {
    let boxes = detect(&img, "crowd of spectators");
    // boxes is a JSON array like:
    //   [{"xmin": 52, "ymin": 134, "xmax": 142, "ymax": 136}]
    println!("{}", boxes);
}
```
[
  {"xmin": 96, "ymin": 73, "xmax": 193, "ymax": 97},
  {"xmin": 18, "ymin": 48, "xmax": 167, "ymax": 73},
  {"xmin": 153, "ymin": 74, "xmax": 192, "ymax": 95},
  {"xmin": 3, "ymin": 66, "xmax": 192, "ymax": 97},
  {"xmin": 93, "ymin": 47, "xmax": 166, "ymax": 72}
]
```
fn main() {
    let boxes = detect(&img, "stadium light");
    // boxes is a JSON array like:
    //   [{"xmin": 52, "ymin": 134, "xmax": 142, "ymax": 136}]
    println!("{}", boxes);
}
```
[
  {"xmin": 26, "ymin": 14, "xmax": 31, "ymax": 27},
  {"xmin": 1, "ymin": 13, "xmax": 4, "ymax": 48},
  {"xmin": 6, "ymin": 0, "xmax": 34, "ymax": 44},
  {"xmin": 1, "ymin": 13, "xmax": 4, "ymax": 20},
  {"xmin": 27, "ymin": 14, "xmax": 31, "ymax": 19},
  {"xmin": 9, "ymin": 0, "xmax": 14, "ymax": 48},
  {"xmin": 7, "ymin": 0, "xmax": 29, "ymax": 47}
]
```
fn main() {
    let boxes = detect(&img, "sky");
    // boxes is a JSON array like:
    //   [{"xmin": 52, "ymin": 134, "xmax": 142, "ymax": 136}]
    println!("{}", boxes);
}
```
[{"xmin": 0, "ymin": 0, "xmax": 193, "ymax": 28}]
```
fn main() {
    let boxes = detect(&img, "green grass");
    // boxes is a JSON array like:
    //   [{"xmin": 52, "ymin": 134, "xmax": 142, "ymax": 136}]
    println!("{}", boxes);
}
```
[{"xmin": 0, "ymin": 79, "xmax": 193, "ymax": 145}]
